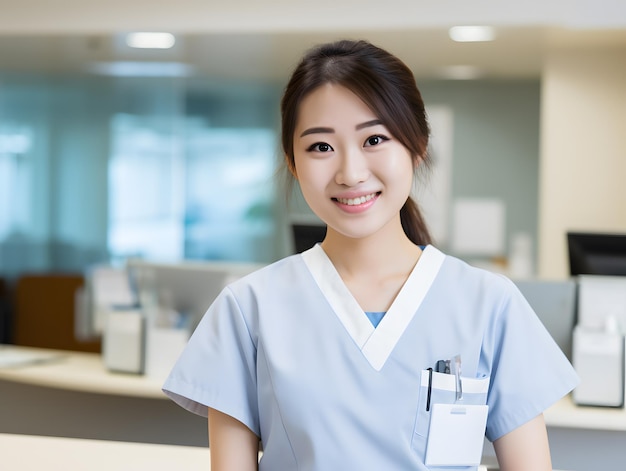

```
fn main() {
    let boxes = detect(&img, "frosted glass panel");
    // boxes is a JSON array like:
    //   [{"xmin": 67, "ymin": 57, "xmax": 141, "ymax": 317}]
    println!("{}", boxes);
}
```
[
  {"xmin": 108, "ymin": 113, "xmax": 185, "ymax": 261},
  {"xmin": 108, "ymin": 114, "xmax": 277, "ymax": 263},
  {"xmin": 0, "ymin": 126, "xmax": 33, "ymax": 239},
  {"xmin": 184, "ymin": 127, "xmax": 276, "ymax": 262}
]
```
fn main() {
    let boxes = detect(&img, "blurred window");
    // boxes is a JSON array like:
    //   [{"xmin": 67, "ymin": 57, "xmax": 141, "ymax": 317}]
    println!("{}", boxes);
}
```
[
  {"xmin": 108, "ymin": 114, "xmax": 277, "ymax": 264},
  {"xmin": 0, "ymin": 126, "xmax": 33, "ymax": 239}
]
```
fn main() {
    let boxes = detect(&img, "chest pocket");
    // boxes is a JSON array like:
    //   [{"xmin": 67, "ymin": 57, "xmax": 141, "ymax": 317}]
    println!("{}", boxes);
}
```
[{"xmin": 411, "ymin": 370, "xmax": 490, "ymax": 469}]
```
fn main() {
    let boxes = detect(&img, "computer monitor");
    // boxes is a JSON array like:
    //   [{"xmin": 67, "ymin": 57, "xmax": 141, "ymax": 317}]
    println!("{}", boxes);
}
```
[
  {"xmin": 126, "ymin": 259, "xmax": 263, "ymax": 328},
  {"xmin": 514, "ymin": 279, "xmax": 577, "ymax": 360},
  {"xmin": 567, "ymin": 232, "xmax": 626, "ymax": 276},
  {"xmin": 291, "ymin": 224, "xmax": 326, "ymax": 253}
]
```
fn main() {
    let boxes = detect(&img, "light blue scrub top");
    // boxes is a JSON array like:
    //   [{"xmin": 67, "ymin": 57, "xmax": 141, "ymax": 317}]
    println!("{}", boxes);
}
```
[{"xmin": 163, "ymin": 245, "xmax": 579, "ymax": 470}]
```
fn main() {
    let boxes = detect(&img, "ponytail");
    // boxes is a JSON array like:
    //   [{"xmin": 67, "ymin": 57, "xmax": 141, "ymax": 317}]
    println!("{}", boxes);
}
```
[{"xmin": 400, "ymin": 197, "xmax": 432, "ymax": 246}]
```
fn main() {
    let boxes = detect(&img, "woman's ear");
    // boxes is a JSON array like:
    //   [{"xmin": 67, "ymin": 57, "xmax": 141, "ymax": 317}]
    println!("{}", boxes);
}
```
[
  {"xmin": 413, "ymin": 154, "xmax": 424, "ymax": 170},
  {"xmin": 287, "ymin": 158, "xmax": 298, "ymax": 179}
]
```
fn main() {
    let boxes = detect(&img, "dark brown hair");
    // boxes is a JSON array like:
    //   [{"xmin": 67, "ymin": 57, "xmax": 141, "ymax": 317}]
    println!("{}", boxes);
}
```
[{"xmin": 280, "ymin": 39, "xmax": 432, "ymax": 246}]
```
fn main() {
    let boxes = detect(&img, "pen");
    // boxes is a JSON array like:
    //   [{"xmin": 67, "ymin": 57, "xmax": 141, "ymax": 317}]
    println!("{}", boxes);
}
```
[
  {"xmin": 435, "ymin": 359, "xmax": 450, "ymax": 374},
  {"xmin": 426, "ymin": 367, "xmax": 433, "ymax": 411},
  {"xmin": 453, "ymin": 354, "xmax": 462, "ymax": 401}
]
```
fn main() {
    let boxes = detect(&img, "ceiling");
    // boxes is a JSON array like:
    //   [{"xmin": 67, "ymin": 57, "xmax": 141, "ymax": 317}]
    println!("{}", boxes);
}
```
[{"xmin": 0, "ymin": 1, "xmax": 625, "ymax": 83}]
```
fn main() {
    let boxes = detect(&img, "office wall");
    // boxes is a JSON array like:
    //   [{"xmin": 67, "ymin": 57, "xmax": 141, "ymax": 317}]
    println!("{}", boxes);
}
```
[
  {"xmin": 420, "ymin": 80, "xmax": 540, "ymax": 261},
  {"xmin": 538, "ymin": 47, "xmax": 626, "ymax": 279}
]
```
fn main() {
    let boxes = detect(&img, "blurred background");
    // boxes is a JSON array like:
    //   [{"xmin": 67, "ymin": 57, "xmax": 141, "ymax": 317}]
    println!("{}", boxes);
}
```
[{"xmin": 0, "ymin": 0, "xmax": 625, "ymax": 335}]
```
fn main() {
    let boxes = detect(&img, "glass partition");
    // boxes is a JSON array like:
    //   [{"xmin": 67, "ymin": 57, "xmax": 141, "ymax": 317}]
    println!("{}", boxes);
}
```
[{"xmin": 0, "ymin": 74, "xmax": 282, "ymax": 281}]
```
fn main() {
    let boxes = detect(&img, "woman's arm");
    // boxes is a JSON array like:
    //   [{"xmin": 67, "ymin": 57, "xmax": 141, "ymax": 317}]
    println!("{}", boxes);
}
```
[
  {"xmin": 208, "ymin": 407, "xmax": 259, "ymax": 471},
  {"xmin": 493, "ymin": 414, "xmax": 552, "ymax": 471}
]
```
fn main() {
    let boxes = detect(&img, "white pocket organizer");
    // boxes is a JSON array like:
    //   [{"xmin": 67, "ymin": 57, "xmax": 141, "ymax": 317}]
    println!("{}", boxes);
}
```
[{"xmin": 412, "ymin": 370, "xmax": 490, "ymax": 469}]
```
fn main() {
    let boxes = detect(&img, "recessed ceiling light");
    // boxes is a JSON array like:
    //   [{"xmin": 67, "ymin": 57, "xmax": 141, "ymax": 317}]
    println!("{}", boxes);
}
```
[
  {"xmin": 125, "ymin": 32, "xmax": 176, "ymax": 49},
  {"xmin": 86, "ymin": 61, "xmax": 193, "ymax": 77},
  {"xmin": 449, "ymin": 26, "xmax": 496, "ymax": 42}
]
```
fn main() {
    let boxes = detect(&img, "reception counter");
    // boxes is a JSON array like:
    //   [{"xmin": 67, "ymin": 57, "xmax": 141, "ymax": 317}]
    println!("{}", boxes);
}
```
[
  {"xmin": 2, "ymin": 345, "xmax": 625, "ymax": 430},
  {"xmin": 545, "ymin": 394, "xmax": 626, "ymax": 431},
  {"xmin": 0, "ymin": 433, "xmax": 209, "ymax": 471},
  {"xmin": 0, "ymin": 345, "xmax": 207, "ymax": 446},
  {"xmin": 0, "ymin": 433, "xmax": 499, "ymax": 470},
  {"xmin": 1, "ymin": 345, "xmax": 625, "ymax": 470},
  {"xmin": 0, "ymin": 345, "xmax": 164, "ymax": 398}
]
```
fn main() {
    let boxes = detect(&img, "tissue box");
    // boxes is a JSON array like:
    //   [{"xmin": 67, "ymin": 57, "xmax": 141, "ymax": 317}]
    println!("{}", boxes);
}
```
[
  {"xmin": 143, "ymin": 326, "xmax": 190, "ymax": 381},
  {"xmin": 102, "ymin": 309, "xmax": 145, "ymax": 374},
  {"xmin": 577, "ymin": 275, "xmax": 626, "ymax": 330},
  {"xmin": 572, "ymin": 326, "xmax": 624, "ymax": 407}
]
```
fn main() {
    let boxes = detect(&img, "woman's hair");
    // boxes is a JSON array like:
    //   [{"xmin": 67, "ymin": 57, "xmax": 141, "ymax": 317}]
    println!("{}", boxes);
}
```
[{"xmin": 280, "ymin": 39, "xmax": 432, "ymax": 246}]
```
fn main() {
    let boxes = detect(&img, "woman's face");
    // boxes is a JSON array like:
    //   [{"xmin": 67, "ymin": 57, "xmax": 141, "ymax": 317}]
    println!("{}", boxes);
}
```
[{"xmin": 292, "ymin": 83, "xmax": 415, "ymax": 242}]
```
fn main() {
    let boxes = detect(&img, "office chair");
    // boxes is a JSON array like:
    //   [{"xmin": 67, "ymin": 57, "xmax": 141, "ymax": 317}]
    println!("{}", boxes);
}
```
[
  {"xmin": 0, "ymin": 277, "xmax": 11, "ymax": 344},
  {"xmin": 13, "ymin": 273, "xmax": 101, "ymax": 352}
]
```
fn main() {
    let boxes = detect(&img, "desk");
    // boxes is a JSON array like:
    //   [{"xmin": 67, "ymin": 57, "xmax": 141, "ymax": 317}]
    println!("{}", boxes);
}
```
[
  {"xmin": 482, "ymin": 394, "xmax": 626, "ymax": 471},
  {"xmin": 0, "ymin": 434, "xmax": 493, "ymax": 471},
  {"xmin": 0, "ymin": 345, "xmax": 207, "ymax": 446},
  {"xmin": 1, "ymin": 345, "xmax": 625, "ymax": 470},
  {"xmin": 0, "ymin": 433, "xmax": 209, "ymax": 470},
  {"xmin": 0, "ymin": 345, "xmax": 164, "ymax": 398},
  {"xmin": 545, "ymin": 394, "xmax": 626, "ymax": 431},
  {"xmin": 542, "ymin": 396, "xmax": 626, "ymax": 471},
  {"xmin": 3, "ymin": 346, "xmax": 626, "ymax": 429}
]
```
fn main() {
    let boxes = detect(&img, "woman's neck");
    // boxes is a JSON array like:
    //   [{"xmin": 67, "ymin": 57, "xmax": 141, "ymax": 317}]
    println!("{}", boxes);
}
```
[
  {"xmin": 320, "ymin": 222, "xmax": 422, "ymax": 280},
  {"xmin": 319, "ymin": 221, "xmax": 423, "ymax": 312}
]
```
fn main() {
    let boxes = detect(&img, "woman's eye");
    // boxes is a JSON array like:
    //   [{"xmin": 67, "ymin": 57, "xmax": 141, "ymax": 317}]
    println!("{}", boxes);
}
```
[
  {"xmin": 364, "ymin": 135, "xmax": 389, "ymax": 147},
  {"xmin": 307, "ymin": 142, "xmax": 333, "ymax": 152}
]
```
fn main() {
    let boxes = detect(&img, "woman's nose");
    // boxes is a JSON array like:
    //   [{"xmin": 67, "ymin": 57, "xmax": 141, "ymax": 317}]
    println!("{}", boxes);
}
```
[{"xmin": 335, "ymin": 148, "xmax": 370, "ymax": 186}]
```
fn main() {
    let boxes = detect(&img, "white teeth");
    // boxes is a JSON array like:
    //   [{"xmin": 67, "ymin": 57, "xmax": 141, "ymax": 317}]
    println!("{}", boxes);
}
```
[{"xmin": 336, "ymin": 193, "xmax": 377, "ymax": 206}]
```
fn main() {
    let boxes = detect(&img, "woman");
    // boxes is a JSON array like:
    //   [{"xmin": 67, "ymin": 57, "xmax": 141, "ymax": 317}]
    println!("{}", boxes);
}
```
[{"xmin": 163, "ymin": 39, "xmax": 578, "ymax": 470}]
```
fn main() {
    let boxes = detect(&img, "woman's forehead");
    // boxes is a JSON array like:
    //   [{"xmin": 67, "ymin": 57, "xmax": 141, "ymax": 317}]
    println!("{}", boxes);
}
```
[{"xmin": 295, "ymin": 84, "xmax": 380, "ymax": 131}]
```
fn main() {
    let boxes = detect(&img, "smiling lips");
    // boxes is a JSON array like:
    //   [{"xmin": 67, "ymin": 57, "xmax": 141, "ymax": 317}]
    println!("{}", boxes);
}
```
[{"xmin": 333, "ymin": 192, "xmax": 380, "ymax": 213}]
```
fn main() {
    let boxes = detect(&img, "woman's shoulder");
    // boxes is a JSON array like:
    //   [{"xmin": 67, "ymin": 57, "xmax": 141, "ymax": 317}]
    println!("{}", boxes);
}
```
[
  {"xmin": 433, "ymin": 246, "xmax": 519, "ymax": 298},
  {"xmin": 226, "ymin": 253, "xmax": 307, "ymax": 291}
]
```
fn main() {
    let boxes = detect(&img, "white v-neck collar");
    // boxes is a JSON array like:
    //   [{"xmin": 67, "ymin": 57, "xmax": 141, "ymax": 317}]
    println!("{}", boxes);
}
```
[{"xmin": 301, "ymin": 244, "xmax": 445, "ymax": 371}]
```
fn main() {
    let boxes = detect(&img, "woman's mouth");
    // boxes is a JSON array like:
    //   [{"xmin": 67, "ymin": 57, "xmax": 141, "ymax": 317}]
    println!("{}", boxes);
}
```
[{"xmin": 333, "ymin": 192, "xmax": 380, "ymax": 206}]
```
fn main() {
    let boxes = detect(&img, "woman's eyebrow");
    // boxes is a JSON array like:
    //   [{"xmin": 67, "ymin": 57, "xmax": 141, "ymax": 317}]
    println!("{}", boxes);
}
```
[
  {"xmin": 300, "ymin": 119, "xmax": 382, "ymax": 138},
  {"xmin": 300, "ymin": 127, "xmax": 334, "ymax": 137},
  {"xmin": 355, "ymin": 119, "xmax": 383, "ymax": 130}
]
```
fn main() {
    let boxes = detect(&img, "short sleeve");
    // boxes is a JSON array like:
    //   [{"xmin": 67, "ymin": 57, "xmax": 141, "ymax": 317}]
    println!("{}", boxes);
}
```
[
  {"xmin": 162, "ymin": 286, "xmax": 260, "ymax": 436},
  {"xmin": 483, "ymin": 278, "xmax": 579, "ymax": 442}
]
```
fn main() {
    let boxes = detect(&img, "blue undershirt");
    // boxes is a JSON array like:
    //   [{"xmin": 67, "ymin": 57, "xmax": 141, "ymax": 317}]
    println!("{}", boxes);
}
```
[
  {"xmin": 365, "ymin": 311, "xmax": 386, "ymax": 328},
  {"xmin": 364, "ymin": 246, "xmax": 424, "ymax": 328}
]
